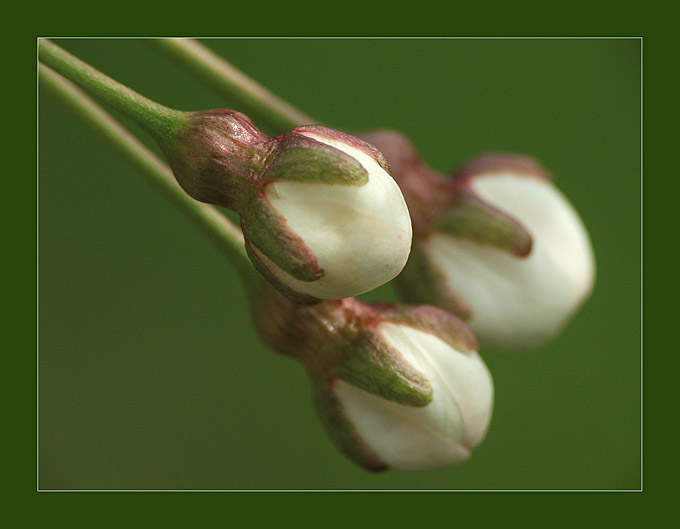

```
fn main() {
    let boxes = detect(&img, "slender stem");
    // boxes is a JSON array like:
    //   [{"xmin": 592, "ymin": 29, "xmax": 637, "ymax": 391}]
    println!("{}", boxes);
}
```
[
  {"xmin": 149, "ymin": 38, "xmax": 316, "ymax": 132},
  {"xmin": 38, "ymin": 39, "xmax": 187, "ymax": 142},
  {"xmin": 39, "ymin": 62, "xmax": 256, "ymax": 283}
]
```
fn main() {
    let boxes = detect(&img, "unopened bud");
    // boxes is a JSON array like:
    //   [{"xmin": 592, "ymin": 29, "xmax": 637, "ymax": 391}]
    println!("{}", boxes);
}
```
[
  {"xmin": 252, "ymin": 288, "xmax": 494, "ymax": 472},
  {"xmin": 161, "ymin": 114, "xmax": 412, "ymax": 304},
  {"xmin": 364, "ymin": 131, "xmax": 595, "ymax": 350}
]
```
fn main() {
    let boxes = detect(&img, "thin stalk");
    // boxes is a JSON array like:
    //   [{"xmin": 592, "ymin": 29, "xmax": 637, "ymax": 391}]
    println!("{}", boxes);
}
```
[
  {"xmin": 149, "ymin": 38, "xmax": 315, "ymax": 132},
  {"xmin": 38, "ymin": 39, "xmax": 187, "ymax": 142},
  {"xmin": 39, "ymin": 62, "xmax": 255, "ymax": 283}
]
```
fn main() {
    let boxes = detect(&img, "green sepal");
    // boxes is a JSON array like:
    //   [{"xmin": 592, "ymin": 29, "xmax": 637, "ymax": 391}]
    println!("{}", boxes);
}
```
[
  {"xmin": 240, "ymin": 195, "xmax": 324, "ymax": 282},
  {"xmin": 385, "ymin": 304, "xmax": 478, "ymax": 355},
  {"xmin": 436, "ymin": 191, "xmax": 533, "ymax": 257},
  {"xmin": 310, "ymin": 376, "xmax": 388, "ymax": 472},
  {"xmin": 265, "ymin": 133, "xmax": 369, "ymax": 186},
  {"xmin": 244, "ymin": 241, "xmax": 321, "ymax": 306},
  {"xmin": 333, "ymin": 333, "xmax": 433, "ymax": 408}
]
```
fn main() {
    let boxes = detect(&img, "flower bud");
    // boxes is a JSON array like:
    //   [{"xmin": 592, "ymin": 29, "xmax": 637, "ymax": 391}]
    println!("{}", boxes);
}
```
[
  {"xmin": 160, "ymin": 112, "xmax": 412, "ymax": 303},
  {"xmin": 252, "ymin": 288, "xmax": 494, "ymax": 472},
  {"xmin": 363, "ymin": 131, "xmax": 595, "ymax": 350}
]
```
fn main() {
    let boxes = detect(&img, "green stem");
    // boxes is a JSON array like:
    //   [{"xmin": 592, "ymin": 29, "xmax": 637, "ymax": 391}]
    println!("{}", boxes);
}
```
[
  {"xmin": 38, "ymin": 39, "xmax": 187, "ymax": 142},
  {"xmin": 39, "ymin": 62, "xmax": 256, "ymax": 285},
  {"xmin": 149, "ymin": 38, "xmax": 315, "ymax": 132}
]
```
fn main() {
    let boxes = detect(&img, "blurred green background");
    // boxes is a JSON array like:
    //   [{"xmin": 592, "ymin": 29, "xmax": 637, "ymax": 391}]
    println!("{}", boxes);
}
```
[{"xmin": 38, "ymin": 38, "xmax": 641, "ymax": 490}]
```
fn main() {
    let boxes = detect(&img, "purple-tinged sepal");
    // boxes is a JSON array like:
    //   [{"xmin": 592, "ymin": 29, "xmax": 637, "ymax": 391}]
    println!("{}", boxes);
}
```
[
  {"xmin": 310, "ymin": 377, "xmax": 388, "ymax": 472},
  {"xmin": 265, "ymin": 128, "xmax": 369, "ymax": 186},
  {"xmin": 435, "ymin": 186, "xmax": 533, "ymax": 258},
  {"xmin": 241, "ymin": 194, "xmax": 323, "ymax": 279}
]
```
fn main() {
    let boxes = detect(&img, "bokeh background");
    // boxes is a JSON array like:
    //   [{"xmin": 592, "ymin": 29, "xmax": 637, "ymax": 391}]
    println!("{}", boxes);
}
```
[{"xmin": 38, "ymin": 38, "xmax": 641, "ymax": 490}]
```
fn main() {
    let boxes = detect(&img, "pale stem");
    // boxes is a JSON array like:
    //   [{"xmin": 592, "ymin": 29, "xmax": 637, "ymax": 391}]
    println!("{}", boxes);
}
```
[
  {"xmin": 149, "ymin": 38, "xmax": 316, "ymax": 132},
  {"xmin": 39, "ymin": 63, "xmax": 255, "ymax": 282},
  {"xmin": 38, "ymin": 39, "xmax": 188, "ymax": 142}
]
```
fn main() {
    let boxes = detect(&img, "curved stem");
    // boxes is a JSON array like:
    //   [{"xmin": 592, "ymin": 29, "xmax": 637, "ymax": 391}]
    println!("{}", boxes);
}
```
[
  {"xmin": 149, "ymin": 38, "xmax": 315, "ymax": 132},
  {"xmin": 38, "ymin": 39, "xmax": 187, "ymax": 142},
  {"xmin": 39, "ymin": 62, "xmax": 256, "ymax": 284}
]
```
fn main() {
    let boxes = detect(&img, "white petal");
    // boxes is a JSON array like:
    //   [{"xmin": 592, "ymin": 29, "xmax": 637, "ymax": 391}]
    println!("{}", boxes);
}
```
[
  {"xmin": 429, "ymin": 174, "xmax": 595, "ymax": 350},
  {"xmin": 335, "ymin": 324, "xmax": 493, "ymax": 471},
  {"xmin": 262, "ymin": 133, "xmax": 412, "ymax": 299},
  {"xmin": 472, "ymin": 173, "xmax": 595, "ymax": 302}
]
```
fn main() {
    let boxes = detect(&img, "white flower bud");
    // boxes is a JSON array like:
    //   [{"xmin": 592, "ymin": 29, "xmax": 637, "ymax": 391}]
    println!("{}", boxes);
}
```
[
  {"xmin": 429, "ymin": 170, "xmax": 595, "ymax": 350},
  {"xmin": 257, "ymin": 131, "xmax": 413, "ymax": 300},
  {"xmin": 334, "ymin": 323, "xmax": 494, "ymax": 471},
  {"xmin": 361, "ymin": 133, "xmax": 596, "ymax": 350},
  {"xmin": 163, "ymin": 114, "xmax": 412, "ymax": 304},
  {"xmin": 253, "ymin": 290, "xmax": 492, "ymax": 472}
]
